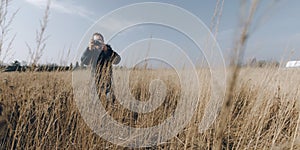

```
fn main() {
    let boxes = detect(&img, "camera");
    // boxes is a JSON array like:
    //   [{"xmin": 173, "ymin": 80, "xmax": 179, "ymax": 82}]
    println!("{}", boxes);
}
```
[
  {"xmin": 91, "ymin": 40, "xmax": 104, "ymax": 50},
  {"xmin": 93, "ymin": 40, "xmax": 103, "ymax": 46}
]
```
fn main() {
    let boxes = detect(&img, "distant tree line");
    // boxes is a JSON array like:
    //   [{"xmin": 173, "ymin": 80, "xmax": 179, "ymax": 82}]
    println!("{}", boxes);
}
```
[
  {"xmin": 244, "ymin": 58, "xmax": 280, "ymax": 68},
  {"xmin": 0, "ymin": 58, "xmax": 281, "ymax": 72},
  {"xmin": 0, "ymin": 60, "xmax": 81, "ymax": 72}
]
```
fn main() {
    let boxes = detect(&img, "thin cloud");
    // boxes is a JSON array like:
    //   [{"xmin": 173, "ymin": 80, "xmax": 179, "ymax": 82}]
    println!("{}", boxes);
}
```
[
  {"xmin": 24, "ymin": 0, "xmax": 95, "ymax": 22},
  {"xmin": 98, "ymin": 17, "xmax": 134, "ymax": 33}
]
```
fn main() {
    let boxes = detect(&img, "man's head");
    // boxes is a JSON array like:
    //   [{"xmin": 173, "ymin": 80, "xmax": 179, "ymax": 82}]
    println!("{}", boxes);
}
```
[
  {"xmin": 93, "ymin": 32, "xmax": 104, "ymax": 43},
  {"xmin": 91, "ymin": 32, "xmax": 107, "ymax": 51}
]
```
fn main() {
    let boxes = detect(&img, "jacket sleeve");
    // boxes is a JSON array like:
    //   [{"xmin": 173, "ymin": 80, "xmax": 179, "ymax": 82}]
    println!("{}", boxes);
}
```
[
  {"xmin": 81, "ymin": 47, "xmax": 92, "ymax": 65},
  {"xmin": 112, "ymin": 51, "xmax": 121, "ymax": 65},
  {"xmin": 107, "ymin": 45, "xmax": 121, "ymax": 65}
]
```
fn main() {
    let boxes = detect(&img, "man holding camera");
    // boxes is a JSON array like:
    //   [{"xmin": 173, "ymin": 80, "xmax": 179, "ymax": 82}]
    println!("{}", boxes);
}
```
[{"xmin": 81, "ymin": 32, "xmax": 121, "ymax": 100}]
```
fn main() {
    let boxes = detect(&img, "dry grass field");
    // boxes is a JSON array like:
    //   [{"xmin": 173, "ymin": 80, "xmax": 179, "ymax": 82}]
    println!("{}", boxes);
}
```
[
  {"xmin": 2, "ymin": 0, "xmax": 295, "ymax": 149},
  {"xmin": 0, "ymin": 67, "xmax": 299, "ymax": 149}
]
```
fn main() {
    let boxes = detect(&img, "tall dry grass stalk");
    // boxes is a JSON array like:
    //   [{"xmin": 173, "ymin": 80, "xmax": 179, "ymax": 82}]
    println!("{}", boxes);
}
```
[
  {"xmin": 210, "ymin": 0, "xmax": 224, "ymax": 37},
  {"xmin": 0, "ymin": 0, "xmax": 18, "ymax": 62},
  {"xmin": 27, "ymin": 0, "xmax": 51, "ymax": 66},
  {"xmin": 214, "ymin": 0, "xmax": 260, "ymax": 149}
]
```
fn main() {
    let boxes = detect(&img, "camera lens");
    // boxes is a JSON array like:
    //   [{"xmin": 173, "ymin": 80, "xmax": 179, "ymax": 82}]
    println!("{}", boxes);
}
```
[{"xmin": 94, "ymin": 40, "xmax": 102, "ymax": 46}]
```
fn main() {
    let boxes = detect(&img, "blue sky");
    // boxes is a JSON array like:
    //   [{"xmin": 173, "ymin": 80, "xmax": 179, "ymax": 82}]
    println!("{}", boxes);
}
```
[{"xmin": 3, "ymin": 0, "xmax": 300, "ymax": 66}]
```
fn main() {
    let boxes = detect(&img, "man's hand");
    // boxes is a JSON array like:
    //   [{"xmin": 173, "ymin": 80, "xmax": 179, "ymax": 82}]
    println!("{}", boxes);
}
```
[
  {"xmin": 102, "ymin": 44, "xmax": 107, "ymax": 51},
  {"xmin": 89, "ymin": 39, "xmax": 107, "ymax": 51},
  {"xmin": 89, "ymin": 39, "xmax": 94, "ymax": 50}
]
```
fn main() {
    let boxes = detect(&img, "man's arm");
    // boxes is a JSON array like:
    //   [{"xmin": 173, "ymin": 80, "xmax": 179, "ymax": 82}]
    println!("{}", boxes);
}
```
[
  {"xmin": 112, "ymin": 51, "xmax": 121, "ymax": 65},
  {"xmin": 107, "ymin": 45, "xmax": 121, "ymax": 65},
  {"xmin": 81, "ymin": 47, "xmax": 92, "ymax": 65}
]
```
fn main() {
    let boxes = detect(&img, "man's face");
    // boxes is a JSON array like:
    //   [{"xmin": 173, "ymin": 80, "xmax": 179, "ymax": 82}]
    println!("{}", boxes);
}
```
[
  {"xmin": 93, "ymin": 35, "xmax": 104, "ymax": 43},
  {"xmin": 93, "ymin": 34, "xmax": 105, "ymax": 50}
]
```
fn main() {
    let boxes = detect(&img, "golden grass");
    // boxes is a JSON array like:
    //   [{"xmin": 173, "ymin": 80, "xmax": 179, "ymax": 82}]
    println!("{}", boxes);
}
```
[{"xmin": 0, "ymin": 68, "xmax": 299, "ymax": 149}]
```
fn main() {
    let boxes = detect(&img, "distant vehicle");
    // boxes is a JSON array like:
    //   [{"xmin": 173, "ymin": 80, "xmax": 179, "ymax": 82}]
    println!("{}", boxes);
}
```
[{"xmin": 286, "ymin": 61, "xmax": 300, "ymax": 68}]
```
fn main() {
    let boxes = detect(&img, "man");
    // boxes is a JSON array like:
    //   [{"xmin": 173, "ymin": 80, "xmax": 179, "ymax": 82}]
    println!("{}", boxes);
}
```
[{"xmin": 81, "ymin": 32, "xmax": 121, "ymax": 99}]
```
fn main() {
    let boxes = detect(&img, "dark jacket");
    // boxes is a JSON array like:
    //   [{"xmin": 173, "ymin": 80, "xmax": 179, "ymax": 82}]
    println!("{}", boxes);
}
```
[{"xmin": 80, "ymin": 44, "xmax": 121, "ymax": 69}]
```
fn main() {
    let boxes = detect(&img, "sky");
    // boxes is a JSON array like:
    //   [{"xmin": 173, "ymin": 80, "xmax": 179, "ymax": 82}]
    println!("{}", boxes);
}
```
[{"xmin": 2, "ymin": 0, "xmax": 300, "ymax": 66}]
